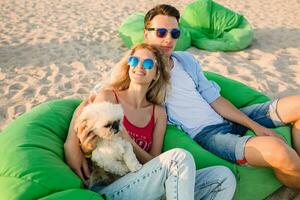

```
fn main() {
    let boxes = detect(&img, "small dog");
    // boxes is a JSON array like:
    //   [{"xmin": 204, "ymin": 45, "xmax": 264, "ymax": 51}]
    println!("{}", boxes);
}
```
[{"xmin": 75, "ymin": 101, "xmax": 142, "ymax": 188}]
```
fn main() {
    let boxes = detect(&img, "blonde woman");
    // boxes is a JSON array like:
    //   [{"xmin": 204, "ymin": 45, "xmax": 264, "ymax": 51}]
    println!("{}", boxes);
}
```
[{"xmin": 64, "ymin": 43, "xmax": 236, "ymax": 200}]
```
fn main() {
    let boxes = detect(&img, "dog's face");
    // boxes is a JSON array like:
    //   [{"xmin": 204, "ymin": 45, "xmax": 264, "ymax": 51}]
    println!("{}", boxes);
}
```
[{"xmin": 75, "ymin": 101, "xmax": 124, "ymax": 140}]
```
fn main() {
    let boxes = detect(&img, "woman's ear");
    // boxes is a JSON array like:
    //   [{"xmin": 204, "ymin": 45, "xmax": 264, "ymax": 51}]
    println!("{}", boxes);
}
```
[{"xmin": 154, "ymin": 71, "xmax": 160, "ymax": 80}]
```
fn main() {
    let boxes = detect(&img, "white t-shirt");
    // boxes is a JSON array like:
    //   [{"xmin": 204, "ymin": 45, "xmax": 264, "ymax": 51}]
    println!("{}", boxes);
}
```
[{"xmin": 165, "ymin": 57, "xmax": 224, "ymax": 138}]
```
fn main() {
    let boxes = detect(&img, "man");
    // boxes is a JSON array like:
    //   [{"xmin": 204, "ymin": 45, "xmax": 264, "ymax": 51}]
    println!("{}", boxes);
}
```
[{"xmin": 143, "ymin": 4, "xmax": 300, "ymax": 189}]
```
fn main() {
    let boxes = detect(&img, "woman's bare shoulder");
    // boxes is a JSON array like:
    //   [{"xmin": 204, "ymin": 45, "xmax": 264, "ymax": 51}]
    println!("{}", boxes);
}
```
[
  {"xmin": 154, "ymin": 104, "xmax": 167, "ymax": 118},
  {"xmin": 94, "ymin": 89, "xmax": 117, "ymax": 104}
]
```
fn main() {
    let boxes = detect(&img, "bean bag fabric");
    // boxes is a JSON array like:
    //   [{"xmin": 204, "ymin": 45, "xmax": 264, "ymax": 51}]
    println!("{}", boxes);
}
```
[
  {"xmin": 180, "ymin": 0, "xmax": 254, "ymax": 51},
  {"xmin": 0, "ymin": 99, "xmax": 105, "ymax": 200},
  {"xmin": 118, "ymin": 0, "xmax": 253, "ymax": 52},
  {"xmin": 118, "ymin": 12, "xmax": 191, "ymax": 51},
  {"xmin": 0, "ymin": 72, "xmax": 290, "ymax": 200}
]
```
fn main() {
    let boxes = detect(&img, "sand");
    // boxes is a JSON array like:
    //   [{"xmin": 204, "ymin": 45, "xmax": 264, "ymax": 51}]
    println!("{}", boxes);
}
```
[{"xmin": 0, "ymin": 0, "xmax": 299, "ymax": 198}]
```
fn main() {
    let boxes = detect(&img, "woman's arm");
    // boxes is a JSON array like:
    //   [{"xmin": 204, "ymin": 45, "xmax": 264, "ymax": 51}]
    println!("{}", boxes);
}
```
[
  {"xmin": 122, "ymin": 105, "xmax": 167, "ymax": 164},
  {"xmin": 64, "ymin": 91, "xmax": 114, "ymax": 182},
  {"xmin": 64, "ymin": 98, "xmax": 92, "ymax": 183}
]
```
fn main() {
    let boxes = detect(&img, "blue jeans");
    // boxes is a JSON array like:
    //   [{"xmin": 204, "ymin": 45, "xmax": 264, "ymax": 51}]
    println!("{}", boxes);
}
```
[
  {"xmin": 92, "ymin": 148, "xmax": 236, "ymax": 200},
  {"xmin": 194, "ymin": 100, "xmax": 285, "ymax": 163}
]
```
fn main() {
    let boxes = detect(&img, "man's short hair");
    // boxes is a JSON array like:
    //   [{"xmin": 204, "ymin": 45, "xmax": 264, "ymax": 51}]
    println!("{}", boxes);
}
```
[{"xmin": 144, "ymin": 4, "xmax": 180, "ymax": 29}]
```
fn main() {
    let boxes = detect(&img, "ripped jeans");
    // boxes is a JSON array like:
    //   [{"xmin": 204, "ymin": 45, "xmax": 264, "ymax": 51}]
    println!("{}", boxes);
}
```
[{"xmin": 92, "ymin": 148, "xmax": 236, "ymax": 200}]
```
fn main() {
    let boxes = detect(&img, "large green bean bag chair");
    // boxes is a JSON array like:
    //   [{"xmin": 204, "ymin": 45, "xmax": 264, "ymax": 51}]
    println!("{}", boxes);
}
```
[
  {"xmin": 0, "ymin": 72, "xmax": 290, "ymax": 200},
  {"xmin": 118, "ymin": 0, "xmax": 253, "ymax": 52},
  {"xmin": 180, "ymin": 0, "xmax": 254, "ymax": 51}
]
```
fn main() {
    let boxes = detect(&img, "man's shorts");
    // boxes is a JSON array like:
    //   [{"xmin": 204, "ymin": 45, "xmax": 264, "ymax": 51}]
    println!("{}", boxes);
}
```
[{"xmin": 193, "ymin": 100, "xmax": 285, "ymax": 164}]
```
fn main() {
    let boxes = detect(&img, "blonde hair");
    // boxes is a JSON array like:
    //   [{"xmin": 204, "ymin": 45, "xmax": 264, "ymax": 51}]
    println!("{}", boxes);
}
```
[{"xmin": 107, "ymin": 43, "xmax": 170, "ymax": 105}]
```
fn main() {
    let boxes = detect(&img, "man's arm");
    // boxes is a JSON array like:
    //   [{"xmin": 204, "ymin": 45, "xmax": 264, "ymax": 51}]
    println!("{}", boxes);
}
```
[{"xmin": 211, "ymin": 96, "xmax": 285, "ymax": 141}]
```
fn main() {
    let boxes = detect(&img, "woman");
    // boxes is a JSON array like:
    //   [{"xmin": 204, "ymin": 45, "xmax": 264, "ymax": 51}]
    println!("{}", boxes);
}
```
[{"xmin": 64, "ymin": 43, "xmax": 236, "ymax": 200}]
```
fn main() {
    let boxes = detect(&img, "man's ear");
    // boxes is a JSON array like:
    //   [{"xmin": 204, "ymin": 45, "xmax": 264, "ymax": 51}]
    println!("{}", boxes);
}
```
[{"xmin": 144, "ymin": 29, "xmax": 149, "ymax": 41}]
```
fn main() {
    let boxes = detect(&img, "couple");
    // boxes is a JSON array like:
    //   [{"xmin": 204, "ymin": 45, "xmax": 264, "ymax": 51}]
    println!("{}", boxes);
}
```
[{"xmin": 64, "ymin": 4, "xmax": 300, "ymax": 200}]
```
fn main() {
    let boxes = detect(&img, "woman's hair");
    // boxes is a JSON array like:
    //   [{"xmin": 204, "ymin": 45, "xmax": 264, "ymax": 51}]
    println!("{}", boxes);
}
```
[
  {"xmin": 144, "ymin": 4, "xmax": 180, "ymax": 29},
  {"xmin": 107, "ymin": 43, "xmax": 170, "ymax": 105}
]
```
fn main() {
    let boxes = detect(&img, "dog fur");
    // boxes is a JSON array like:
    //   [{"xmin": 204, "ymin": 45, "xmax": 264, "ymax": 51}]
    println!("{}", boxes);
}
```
[{"xmin": 75, "ymin": 101, "xmax": 142, "ymax": 188}]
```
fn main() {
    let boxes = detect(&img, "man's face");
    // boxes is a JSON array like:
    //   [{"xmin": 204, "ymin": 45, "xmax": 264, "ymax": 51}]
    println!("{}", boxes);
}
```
[{"xmin": 144, "ymin": 14, "xmax": 179, "ymax": 57}]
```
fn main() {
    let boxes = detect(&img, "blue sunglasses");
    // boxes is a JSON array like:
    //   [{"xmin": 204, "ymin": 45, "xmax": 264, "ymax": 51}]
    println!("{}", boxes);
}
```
[
  {"xmin": 128, "ymin": 56, "xmax": 155, "ymax": 70},
  {"xmin": 147, "ymin": 28, "xmax": 181, "ymax": 39}
]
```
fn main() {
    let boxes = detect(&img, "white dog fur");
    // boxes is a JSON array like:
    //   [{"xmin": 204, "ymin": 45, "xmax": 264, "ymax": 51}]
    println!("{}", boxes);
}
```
[{"xmin": 75, "ymin": 101, "xmax": 142, "ymax": 187}]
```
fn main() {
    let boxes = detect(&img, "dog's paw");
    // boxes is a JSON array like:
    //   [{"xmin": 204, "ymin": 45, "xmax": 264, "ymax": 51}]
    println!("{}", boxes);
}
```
[
  {"xmin": 130, "ymin": 163, "xmax": 142, "ymax": 172},
  {"xmin": 117, "ymin": 168, "xmax": 129, "ymax": 176}
]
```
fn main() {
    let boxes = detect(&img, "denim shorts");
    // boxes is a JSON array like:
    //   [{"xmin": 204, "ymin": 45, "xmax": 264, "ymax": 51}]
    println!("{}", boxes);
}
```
[{"xmin": 194, "ymin": 100, "xmax": 285, "ymax": 164}]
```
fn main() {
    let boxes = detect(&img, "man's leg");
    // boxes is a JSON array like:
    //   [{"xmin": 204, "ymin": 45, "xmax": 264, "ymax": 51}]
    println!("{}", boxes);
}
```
[
  {"xmin": 245, "ymin": 136, "xmax": 300, "ymax": 188},
  {"xmin": 97, "ymin": 148, "xmax": 196, "ymax": 200},
  {"xmin": 194, "ymin": 166, "xmax": 236, "ymax": 200},
  {"xmin": 276, "ymin": 95, "xmax": 300, "ymax": 155},
  {"xmin": 238, "ymin": 97, "xmax": 300, "ymax": 188}
]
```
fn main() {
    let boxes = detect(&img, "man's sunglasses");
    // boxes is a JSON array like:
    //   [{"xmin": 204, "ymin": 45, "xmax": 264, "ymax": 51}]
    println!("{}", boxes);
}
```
[
  {"xmin": 147, "ymin": 28, "xmax": 181, "ymax": 39},
  {"xmin": 128, "ymin": 56, "xmax": 155, "ymax": 70}
]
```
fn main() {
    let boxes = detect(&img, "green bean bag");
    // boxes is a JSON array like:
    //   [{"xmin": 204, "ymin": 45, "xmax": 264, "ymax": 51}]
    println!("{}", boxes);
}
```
[
  {"xmin": 118, "ymin": 12, "xmax": 191, "ymax": 51},
  {"xmin": 118, "ymin": 0, "xmax": 253, "ymax": 52},
  {"xmin": 0, "ymin": 99, "xmax": 105, "ymax": 200},
  {"xmin": 0, "ymin": 72, "xmax": 290, "ymax": 200},
  {"xmin": 180, "ymin": 0, "xmax": 254, "ymax": 51}
]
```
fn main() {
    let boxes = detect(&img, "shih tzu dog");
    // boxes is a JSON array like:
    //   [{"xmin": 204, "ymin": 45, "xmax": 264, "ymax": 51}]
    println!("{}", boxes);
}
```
[{"xmin": 75, "ymin": 101, "xmax": 142, "ymax": 188}]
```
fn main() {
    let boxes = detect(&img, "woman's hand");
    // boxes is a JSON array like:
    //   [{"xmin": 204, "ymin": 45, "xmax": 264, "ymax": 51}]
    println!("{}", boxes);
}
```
[
  {"xmin": 63, "ymin": 94, "xmax": 97, "ymax": 184},
  {"xmin": 77, "ymin": 120, "xmax": 98, "ymax": 154}
]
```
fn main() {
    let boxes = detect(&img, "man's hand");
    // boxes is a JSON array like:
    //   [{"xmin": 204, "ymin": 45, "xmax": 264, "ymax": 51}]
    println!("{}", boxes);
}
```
[{"xmin": 252, "ymin": 124, "xmax": 286, "ymax": 143}]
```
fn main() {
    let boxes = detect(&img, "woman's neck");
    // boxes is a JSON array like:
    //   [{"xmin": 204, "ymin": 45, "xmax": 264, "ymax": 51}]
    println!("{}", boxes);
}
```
[{"xmin": 122, "ymin": 84, "xmax": 150, "ymax": 109}]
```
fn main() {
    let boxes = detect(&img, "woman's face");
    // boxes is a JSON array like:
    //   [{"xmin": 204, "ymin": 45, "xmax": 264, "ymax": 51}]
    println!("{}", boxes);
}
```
[{"xmin": 128, "ymin": 48, "xmax": 158, "ymax": 86}]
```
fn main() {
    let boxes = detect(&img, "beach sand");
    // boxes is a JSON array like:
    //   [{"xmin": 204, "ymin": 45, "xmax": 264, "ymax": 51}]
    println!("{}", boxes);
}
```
[{"xmin": 0, "ymin": 0, "xmax": 299, "ymax": 198}]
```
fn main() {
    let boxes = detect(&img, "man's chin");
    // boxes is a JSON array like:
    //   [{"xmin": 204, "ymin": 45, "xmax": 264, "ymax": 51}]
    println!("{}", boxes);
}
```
[{"xmin": 162, "ymin": 49, "xmax": 173, "ymax": 57}]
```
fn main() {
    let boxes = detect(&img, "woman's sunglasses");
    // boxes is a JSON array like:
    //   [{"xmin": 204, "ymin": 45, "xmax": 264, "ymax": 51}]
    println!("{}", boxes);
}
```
[
  {"xmin": 147, "ymin": 28, "xmax": 181, "ymax": 39},
  {"xmin": 128, "ymin": 56, "xmax": 155, "ymax": 70}
]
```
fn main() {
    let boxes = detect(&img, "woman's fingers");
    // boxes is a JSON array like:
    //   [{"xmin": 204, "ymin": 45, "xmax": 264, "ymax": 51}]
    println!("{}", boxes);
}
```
[
  {"xmin": 88, "ymin": 94, "xmax": 97, "ymax": 104},
  {"xmin": 81, "ymin": 133, "xmax": 98, "ymax": 154},
  {"xmin": 77, "ymin": 121, "xmax": 94, "ymax": 143}
]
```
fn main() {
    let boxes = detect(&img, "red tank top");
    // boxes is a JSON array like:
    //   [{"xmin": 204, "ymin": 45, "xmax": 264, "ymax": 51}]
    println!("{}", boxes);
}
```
[{"xmin": 113, "ymin": 91, "xmax": 155, "ymax": 152}]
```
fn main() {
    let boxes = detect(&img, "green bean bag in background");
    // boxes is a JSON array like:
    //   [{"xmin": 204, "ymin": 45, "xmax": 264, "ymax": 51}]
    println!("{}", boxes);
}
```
[
  {"xmin": 118, "ymin": 0, "xmax": 253, "ymax": 52},
  {"xmin": 180, "ymin": 0, "xmax": 254, "ymax": 51},
  {"xmin": 118, "ymin": 12, "xmax": 191, "ymax": 51},
  {"xmin": 0, "ymin": 72, "xmax": 290, "ymax": 200}
]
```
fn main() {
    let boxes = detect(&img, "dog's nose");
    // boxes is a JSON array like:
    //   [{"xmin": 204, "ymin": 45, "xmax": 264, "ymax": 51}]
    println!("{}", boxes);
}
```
[{"xmin": 111, "ymin": 121, "xmax": 119, "ymax": 134}]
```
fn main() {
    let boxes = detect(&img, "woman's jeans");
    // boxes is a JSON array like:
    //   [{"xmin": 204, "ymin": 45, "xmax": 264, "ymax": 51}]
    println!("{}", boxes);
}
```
[{"xmin": 92, "ymin": 148, "xmax": 236, "ymax": 200}]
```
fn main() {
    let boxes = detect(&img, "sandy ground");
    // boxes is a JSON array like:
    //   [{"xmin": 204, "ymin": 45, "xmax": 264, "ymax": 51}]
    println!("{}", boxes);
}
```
[{"xmin": 0, "ymin": 0, "xmax": 299, "ymax": 199}]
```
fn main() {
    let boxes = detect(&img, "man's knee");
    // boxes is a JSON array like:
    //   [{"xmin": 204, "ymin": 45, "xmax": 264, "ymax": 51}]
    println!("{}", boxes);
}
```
[{"xmin": 260, "ymin": 138, "xmax": 300, "ymax": 171}]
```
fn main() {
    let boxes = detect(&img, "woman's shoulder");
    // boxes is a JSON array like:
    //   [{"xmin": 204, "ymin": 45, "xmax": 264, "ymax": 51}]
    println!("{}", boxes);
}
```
[
  {"xmin": 154, "ymin": 104, "xmax": 166, "ymax": 118},
  {"xmin": 95, "ymin": 89, "xmax": 118, "ymax": 104}
]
